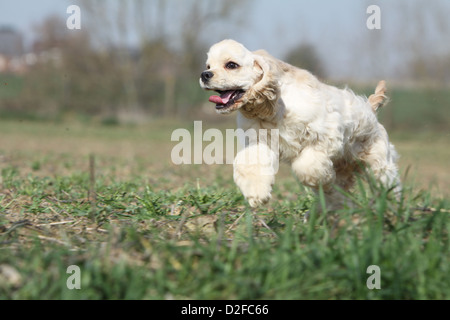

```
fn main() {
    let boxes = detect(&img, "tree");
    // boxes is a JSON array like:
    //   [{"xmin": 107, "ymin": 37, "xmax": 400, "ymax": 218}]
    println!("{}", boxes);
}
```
[
  {"xmin": 80, "ymin": 0, "xmax": 252, "ymax": 116},
  {"xmin": 285, "ymin": 43, "xmax": 325, "ymax": 78}
]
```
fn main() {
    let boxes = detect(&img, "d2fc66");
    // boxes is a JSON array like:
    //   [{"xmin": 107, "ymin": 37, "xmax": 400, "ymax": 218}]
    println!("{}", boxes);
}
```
[{"xmin": 225, "ymin": 305, "xmax": 269, "ymax": 315}]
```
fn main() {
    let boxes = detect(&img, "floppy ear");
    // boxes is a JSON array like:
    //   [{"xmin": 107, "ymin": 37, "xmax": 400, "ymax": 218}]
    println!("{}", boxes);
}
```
[
  {"xmin": 252, "ymin": 53, "xmax": 278, "ymax": 101},
  {"xmin": 240, "ymin": 53, "xmax": 280, "ymax": 119}
]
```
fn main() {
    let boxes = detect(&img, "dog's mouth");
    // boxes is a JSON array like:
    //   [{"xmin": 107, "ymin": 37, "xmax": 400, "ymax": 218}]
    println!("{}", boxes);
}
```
[{"xmin": 208, "ymin": 90, "xmax": 245, "ymax": 111}]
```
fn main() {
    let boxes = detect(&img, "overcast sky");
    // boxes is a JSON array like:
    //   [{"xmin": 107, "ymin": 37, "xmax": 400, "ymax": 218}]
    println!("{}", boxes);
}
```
[
  {"xmin": 0, "ymin": 0, "xmax": 366, "ymax": 51},
  {"xmin": 1, "ymin": 0, "xmax": 449, "ymax": 81}
]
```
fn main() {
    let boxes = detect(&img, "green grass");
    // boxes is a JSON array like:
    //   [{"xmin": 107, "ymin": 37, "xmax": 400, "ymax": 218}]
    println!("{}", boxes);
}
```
[
  {"xmin": 1, "ymin": 155, "xmax": 449, "ymax": 299},
  {"xmin": 381, "ymin": 88, "xmax": 450, "ymax": 132},
  {"xmin": 351, "ymin": 85, "xmax": 450, "ymax": 132},
  {"xmin": 0, "ymin": 117, "xmax": 449, "ymax": 300},
  {"xmin": 0, "ymin": 75, "xmax": 23, "ymax": 99}
]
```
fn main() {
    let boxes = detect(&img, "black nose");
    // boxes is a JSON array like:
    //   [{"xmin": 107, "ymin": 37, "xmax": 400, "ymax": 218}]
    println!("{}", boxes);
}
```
[{"xmin": 201, "ymin": 71, "xmax": 214, "ymax": 83}]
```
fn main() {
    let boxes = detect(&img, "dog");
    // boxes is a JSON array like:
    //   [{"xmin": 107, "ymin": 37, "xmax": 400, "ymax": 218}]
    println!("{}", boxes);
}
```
[{"xmin": 200, "ymin": 39, "xmax": 400, "ymax": 210}]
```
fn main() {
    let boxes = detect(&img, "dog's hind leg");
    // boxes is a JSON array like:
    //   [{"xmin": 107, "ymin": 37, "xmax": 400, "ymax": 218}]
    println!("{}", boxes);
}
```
[
  {"xmin": 360, "ymin": 127, "xmax": 401, "ymax": 195},
  {"xmin": 292, "ymin": 147, "xmax": 349, "ymax": 212},
  {"xmin": 311, "ymin": 166, "xmax": 357, "ymax": 213}
]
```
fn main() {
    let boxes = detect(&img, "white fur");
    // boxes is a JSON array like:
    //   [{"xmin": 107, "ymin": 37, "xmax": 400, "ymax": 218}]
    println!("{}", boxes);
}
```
[{"xmin": 200, "ymin": 39, "xmax": 400, "ymax": 210}]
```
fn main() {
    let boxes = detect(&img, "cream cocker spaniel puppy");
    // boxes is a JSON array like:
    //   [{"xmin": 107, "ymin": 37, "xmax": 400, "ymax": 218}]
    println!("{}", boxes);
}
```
[{"xmin": 200, "ymin": 39, "xmax": 400, "ymax": 210}]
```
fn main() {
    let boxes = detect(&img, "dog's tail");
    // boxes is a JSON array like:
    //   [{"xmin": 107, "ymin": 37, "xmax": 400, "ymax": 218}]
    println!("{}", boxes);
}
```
[{"xmin": 368, "ymin": 80, "xmax": 389, "ymax": 113}]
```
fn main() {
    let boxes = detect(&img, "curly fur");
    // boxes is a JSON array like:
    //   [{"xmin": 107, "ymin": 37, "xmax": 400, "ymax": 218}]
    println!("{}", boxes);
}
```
[{"xmin": 200, "ymin": 39, "xmax": 401, "ymax": 210}]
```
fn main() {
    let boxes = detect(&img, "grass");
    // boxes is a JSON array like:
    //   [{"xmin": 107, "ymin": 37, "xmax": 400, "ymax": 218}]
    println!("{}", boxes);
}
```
[
  {"xmin": 382, "ymin": 88, "xmax": 450, "ymax": 131},
  {"xmin": 0, "ymin": 118, "xmax": 449, "ymax": 300},
  {"xmin": 0, "ymin": 75, "xmax": 23, "ymax": 100},
  {"xmin": 349, "ymin": 85, "xmax": 450, "ymax": 133}
]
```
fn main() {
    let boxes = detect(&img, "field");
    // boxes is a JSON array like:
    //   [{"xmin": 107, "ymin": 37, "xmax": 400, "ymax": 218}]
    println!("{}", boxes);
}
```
[{"xmin": 0, "ymin": 107, "xmax": 449, "ymax": 299}]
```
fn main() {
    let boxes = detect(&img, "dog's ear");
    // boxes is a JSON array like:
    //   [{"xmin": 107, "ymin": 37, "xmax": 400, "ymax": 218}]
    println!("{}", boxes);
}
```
[
  {"xmin": 252, "ymin": 53, "xmax": 276, "ymax": 99},
  {"xmin": 240, "ymin": 52, "xmax": 280, "ymax": 119},
  {"xmin": 248, "ymin": 53, "xmax": 279, "ymax": 100},
  {"xmin": 252, "ymin": 54, "xmax": 267, "ymax": 80}
]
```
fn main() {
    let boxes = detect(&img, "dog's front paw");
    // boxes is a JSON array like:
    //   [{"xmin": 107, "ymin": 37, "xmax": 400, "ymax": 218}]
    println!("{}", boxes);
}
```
[
  {"xmin": 234, "ymin": 173, "xmax": 273, "ymax": 208},
  {"xmin": 233, "ymin": 144, "xmax": 276, "ymax": 208},
  {"xmin": 247, "ymin": 192, "xmax": 271, "ymax": 208}
]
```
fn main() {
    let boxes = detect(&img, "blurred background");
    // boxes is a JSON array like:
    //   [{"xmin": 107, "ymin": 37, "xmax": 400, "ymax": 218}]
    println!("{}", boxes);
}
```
[
  {"xmin": 0, "ymin": 0, "xmax": 449, "ymax": 125},
  {"xmin": 0, "ymin": 0, "xmax": 449, "ymax": 194}
]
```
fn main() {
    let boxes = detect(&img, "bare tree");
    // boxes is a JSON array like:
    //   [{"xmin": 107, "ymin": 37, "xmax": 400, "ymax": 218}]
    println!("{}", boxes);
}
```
[
  {"xmin": 285, "ymin": 43, "xmax": 326, "ymax": 78},
  {"xmin": 359, "ymin": 0, "xmax": 450, "ymax": 85},
  {"xmin": 79, "ymin": 0, "xmax": 252, "ymax": 117},
  {"xmin": 392, "ymin": 0, "xmax": 450, "ymax": 85}
]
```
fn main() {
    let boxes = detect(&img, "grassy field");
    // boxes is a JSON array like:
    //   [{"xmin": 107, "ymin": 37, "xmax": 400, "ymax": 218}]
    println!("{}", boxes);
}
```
[{"xmin": 0, "ymin": 117, "xmax": 449, "ymax": 300}]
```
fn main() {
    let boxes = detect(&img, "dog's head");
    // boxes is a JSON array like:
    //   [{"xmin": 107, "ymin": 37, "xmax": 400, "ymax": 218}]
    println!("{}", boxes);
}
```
[{"xmin": 200, "ymin": 39, "xmax": 279, "ymax": 117}]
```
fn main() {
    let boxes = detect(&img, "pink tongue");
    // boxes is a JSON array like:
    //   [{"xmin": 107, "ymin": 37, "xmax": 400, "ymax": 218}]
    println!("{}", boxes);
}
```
[{"xmin": 209, "ymin": 91, "xmax": 234, "ymax": 105}]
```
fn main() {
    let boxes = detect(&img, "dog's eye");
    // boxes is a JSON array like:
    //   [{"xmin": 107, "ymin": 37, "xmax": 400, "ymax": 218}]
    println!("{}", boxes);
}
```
[
  {"xmin": 206, "ymin": 64, "xmax": 211, "ymax": 70},
  {"xmin": 225, "ymin": 62, "xmax": 239, "ymax": 70}
]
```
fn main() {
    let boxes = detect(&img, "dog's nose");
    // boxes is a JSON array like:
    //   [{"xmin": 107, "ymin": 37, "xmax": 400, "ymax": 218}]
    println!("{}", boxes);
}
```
[{"xmin": 201, "ymin": 71, "xmax": 214, "ymax": 83}]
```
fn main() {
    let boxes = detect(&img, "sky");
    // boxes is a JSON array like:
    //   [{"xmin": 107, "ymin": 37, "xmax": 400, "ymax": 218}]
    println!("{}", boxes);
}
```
[
  {"xmin": 1, "ymin": 0, "xmax": 69, "ymax": 33},
  {"xmin": 0, "ymin": 0, "xmax": 366, "ymax": 53},
  {"xmin": 1, "ymin": 0, "xmax": 449, "ymax": 81}
]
